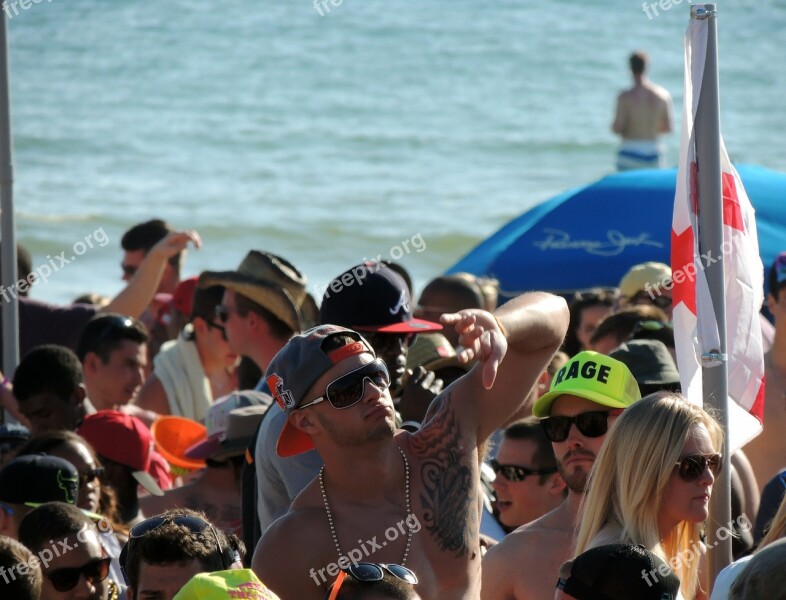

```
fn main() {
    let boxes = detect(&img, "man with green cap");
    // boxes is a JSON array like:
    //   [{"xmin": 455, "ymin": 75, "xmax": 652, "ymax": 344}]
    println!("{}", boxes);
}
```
[{"xmin": 482, "ymin": 351, "xmax": 641, "ymax": 600}]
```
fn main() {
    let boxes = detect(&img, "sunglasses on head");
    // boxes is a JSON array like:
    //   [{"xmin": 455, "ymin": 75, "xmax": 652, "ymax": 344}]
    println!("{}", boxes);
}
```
[
  {"xmin": 46, "ymin": 556, "xmax": 111, "ymax": 592},
  {"xmin": 119, "ymin": 515, "xmax": 227, "ymax": 584},
  {"xmin": 541, "ymin": 409, "xmax": 624, "ymax": 443},
  {"xmin": 490, "ymin": 459, "xmax": 557, "ymax": 482},
  {"xmin": 328, "ymin": 563, "xmax": 418, "ymax": 600},
  {"xmin": 299, "ymin": 359, "xmax": 390, "ymax": 411},
  {"xmin": 674, "ymin": 453, "xmax": 722, "ymax": 482}
]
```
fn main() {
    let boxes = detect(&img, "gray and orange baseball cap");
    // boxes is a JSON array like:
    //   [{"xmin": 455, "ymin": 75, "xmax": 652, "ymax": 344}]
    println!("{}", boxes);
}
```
[{"xmin": 266, "ymin": 324, "xmax": 375, "ymax": 457}]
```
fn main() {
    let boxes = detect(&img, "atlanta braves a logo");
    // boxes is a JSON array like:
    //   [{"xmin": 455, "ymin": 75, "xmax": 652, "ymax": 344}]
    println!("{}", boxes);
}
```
[
  {"xmin": 267, "ymin": 374, "xmax": 295, "ymax": 409},
  {"xmin": 389, "ymin": 289, "xmax": 410, "ymax": 315}
]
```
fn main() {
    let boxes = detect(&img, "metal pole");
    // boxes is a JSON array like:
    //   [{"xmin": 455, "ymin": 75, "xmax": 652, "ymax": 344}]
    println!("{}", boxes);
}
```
[
  {"xmin": 0, "ymin": 7, "xmax": 17, "ymax": 403},
  {"xmin": 692, "ymin": 2, "xmax": 732, "ymax": 587}
]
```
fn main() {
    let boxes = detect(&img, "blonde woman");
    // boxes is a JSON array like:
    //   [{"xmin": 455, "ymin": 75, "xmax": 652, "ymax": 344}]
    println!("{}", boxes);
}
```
[{"xmin": 575, "ymin": 392, "xmax": 723, "ymax": 600}]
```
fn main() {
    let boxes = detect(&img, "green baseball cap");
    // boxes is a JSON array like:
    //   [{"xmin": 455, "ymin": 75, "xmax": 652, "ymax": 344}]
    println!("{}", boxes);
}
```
[
  {"xmin": 172, "ymin": 569, "xmax": 280, "ymax": 600},
  {"xmin": 532, "ymin": 351, "xmax": 641, "ymax": 417}
]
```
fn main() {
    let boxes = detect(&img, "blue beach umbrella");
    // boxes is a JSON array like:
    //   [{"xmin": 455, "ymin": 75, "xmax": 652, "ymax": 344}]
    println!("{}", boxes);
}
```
[{"xmin": 447, "ymin": 165, "xmax": 786, "ymax": 300}]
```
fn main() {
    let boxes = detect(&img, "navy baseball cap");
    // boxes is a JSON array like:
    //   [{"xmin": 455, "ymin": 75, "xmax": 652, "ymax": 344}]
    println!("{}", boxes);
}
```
[
  {"xmin": 319, "ymin": 262, "xmax": 442, "ymax": 333},
  {"xmin": 0, "ymin": 454, "xmax": 79, "ymax": 507}
]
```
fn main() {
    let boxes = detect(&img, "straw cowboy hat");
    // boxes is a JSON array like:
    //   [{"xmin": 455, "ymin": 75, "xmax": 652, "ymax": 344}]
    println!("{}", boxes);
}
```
[{"xmin": 198, "ymin": 251, "xmax": 319, "ymax": 332}]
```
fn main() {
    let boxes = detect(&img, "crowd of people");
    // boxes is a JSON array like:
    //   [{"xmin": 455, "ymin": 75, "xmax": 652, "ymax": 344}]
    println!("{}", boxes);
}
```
[{"xmin": 0, "ymin": 217, "xmax": 784, "ymax": 600}]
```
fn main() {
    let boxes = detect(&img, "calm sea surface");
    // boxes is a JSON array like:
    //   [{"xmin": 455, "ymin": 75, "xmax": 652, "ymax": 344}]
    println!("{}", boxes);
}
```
[{"xmin": 7, "ymin": 0, "xmax": 786, "ymax": 303}]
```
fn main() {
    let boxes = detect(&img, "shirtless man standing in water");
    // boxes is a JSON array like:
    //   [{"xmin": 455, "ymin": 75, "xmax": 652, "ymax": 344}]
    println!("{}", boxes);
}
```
[
  {"xmin": 252, "ymin": 293, "xmax": 569, "ymax": 599},
  {"xmin": 612, "ymin": 50, "xmax": 673, "ymax": 171}
]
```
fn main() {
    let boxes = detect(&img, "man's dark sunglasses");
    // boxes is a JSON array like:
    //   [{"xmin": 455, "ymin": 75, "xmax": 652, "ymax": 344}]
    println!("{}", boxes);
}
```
[
  {"xmin": 206, "ymin": 320, "xmax": 228, "ymax": 340},
  {"xmin": 47, "ymin": 556, "xmax": 111, "ymax": 592},
  {"xmin": 632, "ymin": 291, "xmax": 672, "ymax": 309},
  {"xmin": 675, "ymin": 453, "xmax": 722, "ymax": 482},
  {"xmin": 214, "ymin": 304, "xmax": 239, "ymax": 324},
  {"xmin": 489, "ymin": 459, "xmax": 557, "ymax": 482},
  {"xmin": 299, "ymin": 359, "xmax": 390, "ymax": 410},
  {"xmin": 540, "ymin": 409, "xmax": 624, "ymax": 443},
  {"xmin": 119, "ymin": 515, "xmax": 227, "ymax": 584},
  {"xmin": 361, "ymin": 332, "xmax": 417, "ymax": 355}
]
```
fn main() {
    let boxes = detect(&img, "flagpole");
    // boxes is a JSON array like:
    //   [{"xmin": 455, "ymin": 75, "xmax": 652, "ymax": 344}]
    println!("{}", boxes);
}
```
[
  {"xmin": 691, "ymin": 2, "xmax": 731, "ymax": 585},
  {"xmin": 0, "ymin": 6, "xmax": 17, "ymax": 415}
]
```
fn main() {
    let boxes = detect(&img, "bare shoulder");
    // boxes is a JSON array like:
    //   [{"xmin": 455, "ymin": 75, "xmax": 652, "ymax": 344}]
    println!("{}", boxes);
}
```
[{"xmin": 252, "ymin": 505, "xmax": 332, "ymax": 599}]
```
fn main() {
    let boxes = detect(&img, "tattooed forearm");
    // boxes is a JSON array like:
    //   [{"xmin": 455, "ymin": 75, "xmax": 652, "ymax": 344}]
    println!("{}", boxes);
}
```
[{"xmin": 411, "ymin": 397, "xmax": 478, "ymax": 557}]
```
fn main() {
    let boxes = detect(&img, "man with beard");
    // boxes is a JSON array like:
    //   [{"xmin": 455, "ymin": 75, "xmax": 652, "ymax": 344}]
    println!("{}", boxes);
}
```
[
  {"xmin": 481, "ymin": 351, "xmax": 641, "ymax": 600},
  {"xmin": 252, "ymin": 292, "xmax": 569, "ymax": 599}
]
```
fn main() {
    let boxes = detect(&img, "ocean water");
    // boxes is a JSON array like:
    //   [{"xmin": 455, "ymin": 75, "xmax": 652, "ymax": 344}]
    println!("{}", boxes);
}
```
[{"xmin": 6, "ymin": 0, "xmax": 786, "ymax": 303}]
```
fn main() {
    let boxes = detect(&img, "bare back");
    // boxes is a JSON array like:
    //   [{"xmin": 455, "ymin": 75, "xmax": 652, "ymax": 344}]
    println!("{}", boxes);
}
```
[
  {"xmin": 613, "ymin": 82, "xmax": 673, "ymax": 141},
  {"xmin": 481, "ymin": 501, "xmax": 577, "ymax": 600}
]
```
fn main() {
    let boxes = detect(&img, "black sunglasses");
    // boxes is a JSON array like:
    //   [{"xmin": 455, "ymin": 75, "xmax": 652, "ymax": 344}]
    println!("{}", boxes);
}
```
[
  {"xmin": 490, "ymin": 459, "xmax": 557, "ymax": 482},
  {"xmin": 298, "ymin": 359, "xmax": 390, "ymax": 410},
  {"xmin": 541, "ymin": 409, "xmax": 623, "ymax": 443},
  {"xmin": 78, "ymin": 467, "xmax": 105, "ymax": 487},
  {"xmin": 47, "ymin": 556, "xmax": 111, "ymax": 592},
  {"xmin": 631, "ymin": 291, "xmax": 672, "ymax": 309},
  {"xmin": 214, "ymin": 304, "xmax": 239, "ymax": 324},
  {"xmin": 91, "ymin": 315, "xmax": 138, "ymax": 346},
  {"xmin": 675, "ymin": 453, "xmax": 722, "ymax": 482},
  {"xmin": 328, "ymin": 563, "xmax": 417, "ymax": 600},
  {"xmin": 119, "ymin": 515, "xmax": 227, "ymax": 584},
  {"xmin": 206, "ymin": 320, "xmax": 228, "ymax": 340},
  {"xmin": 361, "ymin": 332, "xmax": 417, "ymax": 356}
]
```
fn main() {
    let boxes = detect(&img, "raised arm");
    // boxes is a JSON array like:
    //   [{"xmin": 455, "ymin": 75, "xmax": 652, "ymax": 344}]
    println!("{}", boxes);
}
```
[
  {"xmin": 100, "ymin": 230, "xmax": 200, "ymax": 318},
  {"xmin": 427, "ymin": 292, "xmax": 569, "ymax": 447}
]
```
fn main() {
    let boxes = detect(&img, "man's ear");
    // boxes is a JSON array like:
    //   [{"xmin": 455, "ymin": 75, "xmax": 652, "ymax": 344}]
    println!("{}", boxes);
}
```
[
  {"xmin": 289, "ymin": 410, "xmax": 317, "ymax": 435},
  {"xmin": 83, "ymin": 352, "xmax": 99, "ymax": 375},
  {"xmin": 71, "ymin": 383, "xmax": 88, "ymax": 407},
  {"xmin": 192, "ymin": 316, "xmax": 208, "ymax": 335},
  {"xmin": 548, "ymin": 471, "xmax": 568, "ymax": 497}
]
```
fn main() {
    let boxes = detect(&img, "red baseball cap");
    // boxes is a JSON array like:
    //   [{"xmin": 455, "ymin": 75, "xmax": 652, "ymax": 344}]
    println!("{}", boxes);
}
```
[{"xmin": 77, "ymin": 410, "xmax": 164, "ymax": 496}]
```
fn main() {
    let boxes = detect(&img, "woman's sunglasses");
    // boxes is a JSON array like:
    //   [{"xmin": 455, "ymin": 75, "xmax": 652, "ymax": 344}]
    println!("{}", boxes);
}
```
[
  {"xmin": 540, "ymin": 409, "xmax": 623, "ymax": 443},
  {"xmin": 489, "ymin": 459, "xmax": 557, "ymax": 482},
  {"xmin": 328, "ymin": 563, "xmax": 417, "ymax": 600},
  {"xmin": 674, "ymin": 453, "xmax": 722, "ymax": 482},
  {"xmin": 78, "ymin": 467, "xmax": 105, "ymax": 487},
  {"xmin": 46, "ymin": 556, "xmax": 110, "ymax": 592},
  {"xmin": 298, "ymin": 359, "xmax": 390, "ymax": 410}
]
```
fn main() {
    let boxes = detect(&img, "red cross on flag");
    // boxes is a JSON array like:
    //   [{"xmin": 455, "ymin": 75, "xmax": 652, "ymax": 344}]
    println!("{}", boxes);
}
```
[{"xmin": 671, "ymin": 14, "xmax": 764, "ymax": 452}]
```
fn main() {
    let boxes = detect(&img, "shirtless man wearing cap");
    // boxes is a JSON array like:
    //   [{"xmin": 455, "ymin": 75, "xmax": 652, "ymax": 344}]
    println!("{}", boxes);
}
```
[
  {"xmin": 251, "ymin": 292, "xmax": 569, "ymax": 599},
  {"xmin": 481, "ymin": 351, "xmax": 641, "ymax": 600}
]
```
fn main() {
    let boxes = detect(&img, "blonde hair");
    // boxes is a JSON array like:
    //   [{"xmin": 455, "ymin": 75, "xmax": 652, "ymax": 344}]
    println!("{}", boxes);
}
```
[
  {"xmin": 575, "ymin": 392, "xmax": 723, "ymax": 599},
  {"xmin": 759, "ymin": 492, "xmax": 786, "ymax": 550}
]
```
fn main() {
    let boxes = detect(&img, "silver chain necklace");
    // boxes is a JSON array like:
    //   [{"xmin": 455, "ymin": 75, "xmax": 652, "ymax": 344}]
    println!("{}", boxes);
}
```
[{"xmin": 319, "ymin": 445, "xmax": 412, "ymax": 566}]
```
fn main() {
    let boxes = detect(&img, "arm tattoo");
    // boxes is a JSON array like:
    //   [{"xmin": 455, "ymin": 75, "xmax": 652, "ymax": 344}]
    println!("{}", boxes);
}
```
[{"xmin": 410, "ymin": 394, "xmax": 477, "ymax": 557}]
